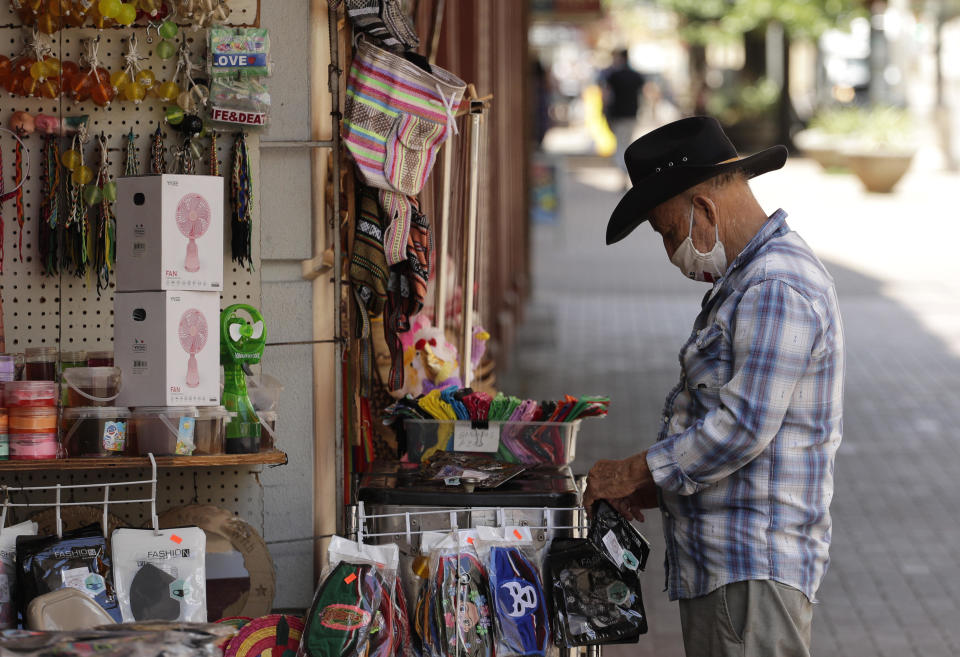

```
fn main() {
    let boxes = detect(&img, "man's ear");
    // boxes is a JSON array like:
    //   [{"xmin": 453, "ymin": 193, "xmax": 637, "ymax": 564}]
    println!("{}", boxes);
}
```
[{"xmin": 692, "ymin": 194, "xmax": 719, "ymax": 227}]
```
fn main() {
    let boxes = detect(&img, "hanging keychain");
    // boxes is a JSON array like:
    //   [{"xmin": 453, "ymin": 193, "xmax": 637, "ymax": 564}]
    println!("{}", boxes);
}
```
[
  {"xmin": 230, "ymin": 130, "xmax": 253, "ymax": 271},
  {"xmin": 150, "ymin": 123, "xmax": 167, "ymax": 174},
  {"xmin": 63, "ymin": 123, "xmax": 92, "ymax": 277},
  {"xmin": 38, "ymin": 130, "xmax": 61, "ymax": 276},
  {"xmin": 92, "ymin": 133, "xmax": 117, "ymax": 296},
  {"xmin": 112, "ymin": 35, "xmax": 156, "ymax": 104},
  {"xmin": 124, "ymin": 128, "xmax": 140, "ymax": 176},
  {"xmin": 2, "ymin": 118, "xmax": 33, "ymax": 271}
]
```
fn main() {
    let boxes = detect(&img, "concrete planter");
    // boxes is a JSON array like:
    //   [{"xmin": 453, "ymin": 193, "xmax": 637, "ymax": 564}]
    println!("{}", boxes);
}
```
[
  {"xmin": 842, "ymin": 148, "xmax": 915, "ymax": 193},
  {"xmin": 794, "ymin": 130, "xmax": 848, "ymax": 170}
]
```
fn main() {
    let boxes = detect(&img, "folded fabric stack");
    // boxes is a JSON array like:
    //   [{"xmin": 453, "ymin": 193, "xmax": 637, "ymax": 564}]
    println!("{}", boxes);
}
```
[
  {"xmin": 385, "ymin": 387, "xmax": 609, "ymax": 465},
  {"xmin": 385, "ymin": 387, "xmax": 610, "ymax": 424}
]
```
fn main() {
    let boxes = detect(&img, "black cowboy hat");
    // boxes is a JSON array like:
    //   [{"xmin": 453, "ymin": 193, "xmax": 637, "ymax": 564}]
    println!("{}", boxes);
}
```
[{"xmin": 606, "ymin": 116, "xmax": 788, "ymax": 245}]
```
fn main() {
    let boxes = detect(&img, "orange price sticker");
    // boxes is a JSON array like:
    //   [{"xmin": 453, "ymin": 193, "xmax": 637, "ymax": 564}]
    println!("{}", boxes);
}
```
[
  {"xmin": 344, "ymin": 572, "xmax": 358, "ymax": 584},
  {"xmin": 513, "ymin": 529, "xmax": 523, "ymax": 540},
  {"xmin": 170, "ymin": 535, "xmax": 183, "ymax": 544},
  {"xmin": 467, "ymin": 537, "xmax": 475, "ymax": 545}
]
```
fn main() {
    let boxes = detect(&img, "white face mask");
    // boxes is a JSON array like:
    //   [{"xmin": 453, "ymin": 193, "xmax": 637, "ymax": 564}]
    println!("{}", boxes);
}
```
[{"xmin": 670, "ymin": 202, "xmax": 727, "ymax": 283}]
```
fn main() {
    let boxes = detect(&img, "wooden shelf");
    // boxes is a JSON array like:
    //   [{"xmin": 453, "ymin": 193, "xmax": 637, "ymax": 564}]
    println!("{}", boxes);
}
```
[{"xmin": 0, "ymin": 451, "xmax": 288, "ymax": 471}]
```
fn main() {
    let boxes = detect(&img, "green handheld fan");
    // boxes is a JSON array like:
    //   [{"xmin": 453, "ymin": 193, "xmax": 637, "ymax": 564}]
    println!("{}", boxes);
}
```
[{"xmin": 221, "ymin": 304, "xmax": 267, "ymax": 454}]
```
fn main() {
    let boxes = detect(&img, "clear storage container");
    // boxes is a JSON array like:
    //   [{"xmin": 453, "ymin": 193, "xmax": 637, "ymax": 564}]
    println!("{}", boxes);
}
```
[
  {"xmin": 130, "ymin": 406, "xmax": 199, "ymax": 456},
  {"xmin": 63, "ymin": 367, "xmax": 122, "ymax": 407},
  {"xmin": 86, "ymin": 350, "xmax": 115, "ymax": 367},
  {"xmin": 193, "ymin": 406, "xmax": 237, "ymax": 455},
  {"xmin": 62, "ymin": 407, "xmax": 131, "ymax": 457},
  {"xmin": 247, "ymin": 373, "xmax": 284, "ymax": 411},
  {"xmin": 0, "ymin": 355, "xmax": 17, "ymax": 383},
  {"xmin": 4, "ymin": 381, "xmax": 58, "ymax": 407},
  {"xmin": 257, "ymin": 410, "xmax": 277, "ymax": 450},
  {"xmin": 0, "ymin": 409, "xmax": 7, "ymax": 461},
  {"xmin": 9, "ymin": 406, "xmax": 59, "ymax": 434},
  {"xmin": 402, "ymin": 419, "xmax": 581, "ymax": 465},
  {"xmin": 24, "ymin": 347, "xmax": 58, "ymax": 381}
]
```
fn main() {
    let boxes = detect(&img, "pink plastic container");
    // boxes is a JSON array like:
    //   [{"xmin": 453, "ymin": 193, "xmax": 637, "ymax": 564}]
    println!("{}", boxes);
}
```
[
  {"xmin": 9, "ymin": 433, "xmax": 58, "ymax": 460},
  {"xmin": 4, "ymin": 381, "xmax": 58, "ymax": 408}
]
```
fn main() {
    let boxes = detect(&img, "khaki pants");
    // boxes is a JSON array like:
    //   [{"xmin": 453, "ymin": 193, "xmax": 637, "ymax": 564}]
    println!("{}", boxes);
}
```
[{"xmin": 679, "ymin": 580, "xmax": 813, "ymax": 657}]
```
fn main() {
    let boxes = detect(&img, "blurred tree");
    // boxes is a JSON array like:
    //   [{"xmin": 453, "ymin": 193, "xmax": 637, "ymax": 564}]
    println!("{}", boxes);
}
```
[{"xmin": 650, "ymin": 0, "xmax": 864, "ymax": 149}]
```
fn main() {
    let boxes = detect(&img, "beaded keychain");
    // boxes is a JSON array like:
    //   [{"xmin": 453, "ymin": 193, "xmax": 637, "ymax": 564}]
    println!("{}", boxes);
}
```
[
  {"xmin": 112, "ymin": 35, "xmax": 156, "ymax": 104},
  {"xmin": 208, "ymin": 131, "xmax": 220, "ymax": 176},
  {"xmin": 93, "ymin": 133, "xmax": 117, "ymax": 295},
  {"xmin": 124, "ymin": 128, "xmax": 140, "ymax": 176},
  {"xmin": 150, "ymin": 123, "xmax": 167, "ymax": 174},
  {"xmin": 63, "ymin": 123, "xmax": 92, "ymax": 277},
  {"xmin": 230, "ymin": 130, "xmax": 253, "ymax": 271},
  {"xmin": 38, "ymin": 131, "xmax": 61, "ymax": 276}
]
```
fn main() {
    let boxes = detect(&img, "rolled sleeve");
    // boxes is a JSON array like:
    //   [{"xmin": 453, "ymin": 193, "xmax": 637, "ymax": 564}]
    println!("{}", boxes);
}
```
[{"xmin": 650, "ymin": 280, "xmax": 818, "ymax": 495}]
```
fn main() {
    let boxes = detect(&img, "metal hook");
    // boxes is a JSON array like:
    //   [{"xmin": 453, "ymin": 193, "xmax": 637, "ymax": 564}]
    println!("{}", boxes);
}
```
[
  {"xmin": 148, "ymin": 453, "xmax": 160, "ymax": 535},
  {"xmin": 55, "ymin": 484, "xmax": 62, "ymax": 538},
  {"xmin": 102, "ymin": 485, "xmax": 110, "ymax": 537},
  {"xmin": 404, "ymin": 512, "xmax": 411, "ymax": 545},
  {"xmin": 0, "ymin": 487, "xmax": 10, "ymax": 536}
]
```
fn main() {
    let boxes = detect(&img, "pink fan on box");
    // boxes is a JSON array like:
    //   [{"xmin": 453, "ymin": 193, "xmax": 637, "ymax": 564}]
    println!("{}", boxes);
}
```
[
  {"xmin": 176, "ymin": 193, "xmax": 212, "ymax": 273},
  {"xmin": 179, "ymin": 309, "xmax": 209, "ymax": 388}
]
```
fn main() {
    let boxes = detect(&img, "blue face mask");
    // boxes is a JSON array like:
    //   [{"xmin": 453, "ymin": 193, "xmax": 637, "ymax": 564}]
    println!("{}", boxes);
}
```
[
  {"xmin": 489, "ymin": 547, "xmax": 549, "ymax": 657},
  {"xmin": 670, "ymin": 202, "xmax": 727, "ymax": 283}
]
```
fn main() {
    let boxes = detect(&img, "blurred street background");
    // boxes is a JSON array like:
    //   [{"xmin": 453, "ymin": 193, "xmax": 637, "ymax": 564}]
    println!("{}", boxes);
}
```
[{"xmin": 503, "ymin": 0, "xmax": 960, "ymax": 655}]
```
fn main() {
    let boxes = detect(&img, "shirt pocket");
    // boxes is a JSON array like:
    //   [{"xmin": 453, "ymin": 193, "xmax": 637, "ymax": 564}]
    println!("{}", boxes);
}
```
[
  {"xmin": 383, "ymin": 113, "xmax": 448, "ymax": 195},
  {"xmin": 684, "ymin": 324, "xmax": 731, "ymax": 403}
]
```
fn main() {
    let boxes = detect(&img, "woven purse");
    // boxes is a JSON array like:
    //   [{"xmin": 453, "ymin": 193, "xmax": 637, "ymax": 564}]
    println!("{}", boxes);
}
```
[{"xmin": 344, "ymin": 39, "xmax": 466, "ymax": 195}]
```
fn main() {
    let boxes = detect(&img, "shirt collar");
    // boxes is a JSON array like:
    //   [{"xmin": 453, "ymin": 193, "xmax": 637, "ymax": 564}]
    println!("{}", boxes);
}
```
[{"xmin": 727, "ymin": 208, "xmax": 789, "ymax": 274}]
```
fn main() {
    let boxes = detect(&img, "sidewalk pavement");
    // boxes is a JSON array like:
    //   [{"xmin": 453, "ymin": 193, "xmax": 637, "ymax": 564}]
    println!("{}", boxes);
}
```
[{"xmin": 501, "ymin": 152, "xmax": 960, "ymax": 656}]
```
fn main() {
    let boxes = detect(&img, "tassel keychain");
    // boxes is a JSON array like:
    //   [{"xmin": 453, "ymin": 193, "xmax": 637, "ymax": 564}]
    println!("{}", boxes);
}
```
[
  {"xmin": 92, "ymin": 133, "xmax": 116, "ymax": 295},
  {"xmin": 38, "ymin": 134, "xmax": 61, "ymax": 276},
  {"xmin": 230, "ymin": 131, "xmax": 253, "ymax": 271},
  {"xmin": 124, "ymin": 129, "xmax": 140, "ymax": 176},
  {"xmin": 150, "ymin": 124, "xmax": 167, "ymax": 174}
]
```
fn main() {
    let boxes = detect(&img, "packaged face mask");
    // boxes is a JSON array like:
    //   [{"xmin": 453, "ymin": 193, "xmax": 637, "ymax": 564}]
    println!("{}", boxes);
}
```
[
  {"xmin": 0, "ymin": 520, "xmax": 38, "ymax": 629},
  {"xmin": 487, "ymin": 546, "xmax": 549, "ymax": 657},
  {"xmin": 429, "ymin": 533, "xmax": 494, "ymax": 657},
  {"xmin": 588, "ymin": 500, "xmax": 651, "ymax": 574},
  {"xmin": 111, "ymin": 527, "xmax": 207, "ymax": 623},
  {"xmin": 15, "ymin": 523, "xmax": 122, "ymax": 623},
  {"xmin": 544, "ymin": 538, "xmax": 647, "ymax": 646},
  {"xmin": 298, "ymin": 561, "xmax": 385, "ymax": 657}
]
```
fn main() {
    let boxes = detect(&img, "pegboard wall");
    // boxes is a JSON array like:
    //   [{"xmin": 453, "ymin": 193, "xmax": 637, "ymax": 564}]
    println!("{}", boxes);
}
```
[{"xmin": 0, "ymin": 1, "xmax": 273, "ymax": 536}]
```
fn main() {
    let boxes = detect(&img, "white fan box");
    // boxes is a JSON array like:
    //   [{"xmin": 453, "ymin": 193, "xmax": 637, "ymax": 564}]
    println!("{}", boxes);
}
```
[
  {"xmin": 115, "ymin": 291, "xmax": 221, "ymax": 407},
  {"xmin": 116, "ymin": 175, "xmax": 224, "ymax": 292}
]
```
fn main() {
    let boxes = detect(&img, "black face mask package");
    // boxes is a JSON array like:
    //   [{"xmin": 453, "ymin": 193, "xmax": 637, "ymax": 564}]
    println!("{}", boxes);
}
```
[
  {"xmin": 544, "ymin": 503, "xmax": 650, "ymax": 646},
  {"xmin": 111, "ymin": 527, "xmax": 208, "ymax": 623},
  {"xmin": 14, "ymin": 523, "xmax": 122, "ymax": 623},
  {"xmin": 0, "ymin": 520, "xmax": 38, "ymax": 630}
]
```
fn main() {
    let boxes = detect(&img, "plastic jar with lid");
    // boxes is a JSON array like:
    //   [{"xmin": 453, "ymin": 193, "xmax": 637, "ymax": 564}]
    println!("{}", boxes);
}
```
[
  {"xmin": 62, "ymin": 407, "xmax": 131, "ymax": 457},
  {"xmin": 9, "ymin": 407, "xmax": 59, "ymax": 434},
  {"xmin": 0, "ymin": 409, "xmax": 8, "ymax": 461},
  {"xmin": 86, "ymin": 350, "xmax": 115, "ymax": 367},
  {"xmin": 193, "ymin": 406, "xmax": 237, "ymax": 455},
  {"xmin": 24, "ymin": 347, "xmax": 58, "ymax": 381},
  {"xmin": 257, "ymin": 410, "xmax": 277, "ymax": 450},
  {"xmin": 9, "ymin": 433, "xmax": 58, "ymax": 460},
  {"xmin": 130, "ymin": 407, "xmax": 199, "ymax": 456},
  {"xmin": 0, "ymin": 355, "xmax": 17, "ymax": 383},
  {"xmin": 4, "ymin": 381, "xmax": 58, "ymax": 408}
]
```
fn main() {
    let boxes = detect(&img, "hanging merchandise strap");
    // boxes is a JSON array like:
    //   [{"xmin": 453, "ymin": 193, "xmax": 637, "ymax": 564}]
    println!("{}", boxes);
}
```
[
  {"xmin": 124, "ymin": 129, "xmax": 140, "ymax": 176},
  {"xmin": 209, "ymin": 131, "xmax": 220, "ymax": 176},
  {"xmin": 150, "ymin": 124, "xmax": 167, "ymax": 174},
  {"xmin": 0, "ymin": 126, "xmax": 31, "ymax": 273},
  {"xmin": 38, "ymin": 132, "xmax": 61, "ymax": 276},
  {"xmin": 231, "ymin": 131, "xmax": 253, "ymax": 271},
  {"xmin": 93, "ymin": 133, "xmax": 117, "ymax": 296},
  {"xmin": 64, "ymin": 122, "xmax": 91, "ymax": 278}
]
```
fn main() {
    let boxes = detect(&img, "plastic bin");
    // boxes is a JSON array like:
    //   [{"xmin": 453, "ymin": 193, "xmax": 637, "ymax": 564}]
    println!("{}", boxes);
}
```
[
  {"xmin": 63, "ymin": 367, "xmax": 122, "ymax": 407},
  {"xmin": 257, "ymin": 410, "xmax": 277, "ymax": 450},
  {"xmin": 247, "ymin": 373, "xmax": 284, "ymax": 411},
  {"xmin": 62, "ymin": 407, "xmax": 131, "ymax": 457},
  {"xmin": 402, "ymin": 419, "xmax": 581, "ymax": 465},
  {"xmin": 130, "ymin": 406, "xmax": 199, "ymax": 456},
  {"xmin": 193, "ymin": 406, "xmax": 237, "ymax": 455},
  {"xmin": 86, "ymin": 350, "xmax": 115, "ymax": 367}
]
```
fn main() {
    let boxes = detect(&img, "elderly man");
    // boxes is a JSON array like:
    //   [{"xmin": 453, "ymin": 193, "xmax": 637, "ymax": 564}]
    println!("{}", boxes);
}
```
[{"xmin": 584, "ymin": 117, "xmax": 844, "ymax": 657}]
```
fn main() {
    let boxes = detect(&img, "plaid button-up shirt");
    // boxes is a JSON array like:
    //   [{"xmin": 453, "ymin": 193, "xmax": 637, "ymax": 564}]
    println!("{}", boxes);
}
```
[{"xmin": 646, "ymin": 209, "xmax": 844, "ymax": 603}]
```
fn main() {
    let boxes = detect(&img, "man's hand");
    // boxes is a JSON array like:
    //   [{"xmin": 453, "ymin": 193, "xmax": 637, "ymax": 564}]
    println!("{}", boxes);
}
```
[
  {"xmin": 606, "ymin": 485, "xmax": 659, "ymax": 522},
  {"xmin": 583, "ymin": 451, "xmax": 656, "ymax": 514}
]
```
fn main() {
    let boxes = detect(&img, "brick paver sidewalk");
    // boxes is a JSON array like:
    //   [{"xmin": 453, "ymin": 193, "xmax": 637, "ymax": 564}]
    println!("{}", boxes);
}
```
[{"xmin": 502, "ymin": 155, "xmax": 960, "ymax": 656}]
